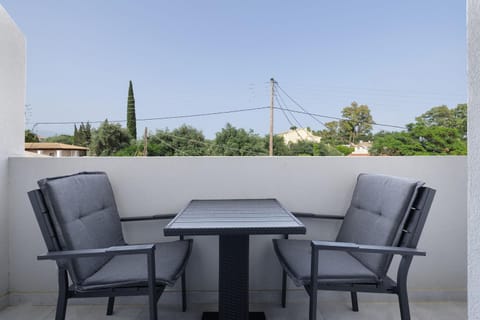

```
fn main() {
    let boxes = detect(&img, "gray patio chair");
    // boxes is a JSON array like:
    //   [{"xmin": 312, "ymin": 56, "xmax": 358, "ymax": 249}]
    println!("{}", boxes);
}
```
[
  {"xmin": 273, "ymin": 173, "xmax": 435, "ymax": 320},
  {"xmin": 28, "ymin": 171, "xmax": 192, "ymax": 320}
]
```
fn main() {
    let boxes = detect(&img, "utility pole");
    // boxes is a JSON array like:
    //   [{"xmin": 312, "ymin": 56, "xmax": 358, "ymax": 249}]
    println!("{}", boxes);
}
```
[
  {"xmin": 143, "ymin": 127, "xmax": 148, "ymax": 156},
  {"xmin": 269, "ymin": 78, "xmax": 275, "ymax": 156}
]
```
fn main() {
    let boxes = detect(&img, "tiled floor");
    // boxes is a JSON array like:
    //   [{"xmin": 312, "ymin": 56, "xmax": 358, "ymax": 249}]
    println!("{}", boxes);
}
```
[{"xmin": 0, "ymin": 301, "xmax": 467, "ymax": 320}]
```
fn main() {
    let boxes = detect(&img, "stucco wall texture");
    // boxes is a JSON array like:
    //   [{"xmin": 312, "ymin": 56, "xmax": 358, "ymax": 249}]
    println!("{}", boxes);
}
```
[
  {"xmin": 468, "ymin": 1, "xmax": 480, "ymax": 319},
  {"xmin": 0, "ymin": 5, "xmax": 25, "ymax": 309}
]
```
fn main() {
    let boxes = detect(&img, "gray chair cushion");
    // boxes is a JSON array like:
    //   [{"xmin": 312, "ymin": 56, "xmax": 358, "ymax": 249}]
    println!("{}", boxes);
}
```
[
  {"xmin": 38, "ymin": 172, "xmax": 125, "ymax": 283},
  {"xmin": 336, "ymin": 173, "xmax": 423, "ymax": 276},
  {"xmin": 79, "ymin": 240, "xmax": 193, "ymax": 290},
  {"xmin": 273, "ymin": 239, "xmax": 378, "ymax": 286}
]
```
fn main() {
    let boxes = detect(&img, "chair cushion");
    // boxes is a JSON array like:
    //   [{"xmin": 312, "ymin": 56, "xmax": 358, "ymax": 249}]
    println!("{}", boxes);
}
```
[
  {"xmin": 273, "ymin": 239, "xmax": 378, "ymax": 286},
  {"xmin": 336, "ymin": 173, "xmax": 423, "ymax": 277},
  {"xmin": 78, "ymin": 240, "xmax": 193, "ymax": 291},
  {"xmin": 38, "ymin": 172, "xmax": 125, "ymax": 283}
]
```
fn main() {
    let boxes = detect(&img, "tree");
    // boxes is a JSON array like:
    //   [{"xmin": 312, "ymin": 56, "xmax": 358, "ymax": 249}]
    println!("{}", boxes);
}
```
[
  {"xmin": 370, "ymin": 104, "xmax": 468, "ymax": 156},
  {"xmin": 25, "ymin": 130, "xmax": 39, "ymax": 142},
  {"xmin": 409, "ymin": 124, "xmax": 466, "ymax": 155},
  {"xmin": 339, "ymin": 102, "xmax": 373, "ymax": 143},
  {"xmin": 213, "ymin": 123, "xmax": 267, "ymax": 156},
  {"xmin": 318, "ymin": 121, "xmax": 341, "ymax": 145},
  {"xmin": 264, "ymin": 135, "xmax": 290, "ymax": 156},
  {"xmin": 73, "ymin": 125, "xmax": 78, "ymax": 144},
  {"xmin": 336, "ymin": 145, "xmax": 355, "ymax": 156},
  {"xmin": 314, "ymin": 143, "xmax": 343, "ymax": 156},
  {"xmin": 127, "ymin": 80, "xmax": 137, "ymax": 139},
  {"xmin": 148, "ymin": 129, "xmax": 176, "ymax": 156},
  {"xmin": 318, "ymin": 102, "xmax": 373, "ymax": 145},
  {"xmin": 74, "ymin": 122, "xmax": 92, "ymax": 147},
  {"xmin": 286, "ymin": 141, "xmax": 342, "ymax": 156},
  {"xmin": 148, "ymin": 125, "xmax": 209, "ymax": 156},
  {"xmin": 288, "ymin": 141, "xmax": 314, "ymax": 156},
  {"xmin": 44, "ymin": 134, "xmax": 74, "ymax": 145},
  {"xmin": 415, "ymin": 104, "xmax": 467, "ymax": 139},
  {"xmin": 415, "ymin": 105, "xmax": 453, "ymax": 128},
  {"xmin": 114, "ymin": 141, "xmax": 162, "ymax": 156},
  {"xmin": 90, "ymin": 120, "xmax": 132, "ymax": 156},
  {"xmin": 170, "ymin": 125, "xmax": 209, "ymax": 155},
  {"xmin": 370, "ymin": 131, "xmax": 425, "ymax": 156},
  {"xmin": 453, "ymin": 103, "xmax": 467, "ymax": 138}
]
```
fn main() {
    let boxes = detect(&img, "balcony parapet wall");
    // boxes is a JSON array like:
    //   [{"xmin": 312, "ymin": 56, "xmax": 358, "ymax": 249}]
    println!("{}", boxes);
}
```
[
  {"xmin": 7, "ymin": 156, "xmax": 466, "ymax": 305},
  {"xmin": 0, "ymin": 5, "xmax": 25, "ymax": 310}
]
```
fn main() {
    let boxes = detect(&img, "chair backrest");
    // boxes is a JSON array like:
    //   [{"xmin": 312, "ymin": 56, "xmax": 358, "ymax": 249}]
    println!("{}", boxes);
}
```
[
  {"xmin": 397, "ymin": 186, "xmax": 436, "ymax": 249},
  {"xmin": 29, "ymin": 171, "xmax": 125, "ymax": 284},
  {"xmin": 336, "ymin": 173, "xmax": 425, "ymax": 278}
]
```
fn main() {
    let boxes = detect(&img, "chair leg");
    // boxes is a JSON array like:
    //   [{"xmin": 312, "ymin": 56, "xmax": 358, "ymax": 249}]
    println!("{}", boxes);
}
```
[
  {"xmin": 398, "ymin": 285, "xmax": 411, "ymax": 320},
  {"xmin": 397, "ymin": 256, "xmax": 412, "ymax": 320},
  {"xmin": 147, "ymin": 253, "xmax": 158, "ymax": 320},
  {"xmin": 281, "ymin": 270, "xmax": 287, "ymax": 308},
  {"xmin": 350, "ymin": 292, "xmax": 359, "ymax": 312},
  {"xmin": 181, "ymin": 272, "xmax": 187, "ymax": 312},
  {"xmin": 148, "ymin": 291, "xmax": 157, "ymax": 320},
  {"xmin": 309, "ymin": 248, "xmax": 319, "ymax": 320},
  {"xmin": 308, "ymin": 285, "xmax": 318, "ymax": 320},
  {"xmin": 106, "ymin": 297, "xmax": 115, "ymax": 316},
  {"xmin": 179, "ymin": 235, "xmax": 187, "ymax": 312},
  {"xmin": 55, "ymin": 269, "xmax": 68, "ymax": 320}
]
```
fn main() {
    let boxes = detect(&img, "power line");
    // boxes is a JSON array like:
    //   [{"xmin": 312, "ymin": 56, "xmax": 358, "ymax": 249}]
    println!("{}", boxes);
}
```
[
  {"xmin": 278, "ymin": 84, "xmax": 466, "ymax": 99},
  {"xmin": 31, "ymin": 96, "xmax": 407, "ymax": 132},
  {"xmin": 274, "ymin": 95, "xmax": 306, "ymax": 142},
  {"xmin": 275, "ymin": 93, "xmax": 304, "ymax": 129},
  {"xmin": 155, "ymin": 138, "xmax": 189, "ymax": 156},
  {"xmin": 274, "ymin": 107, "xmax": 406, "ymax": 130},
  {"xmin": 152, "ymin": 130, "xmax": 268, "ymax": 156},
  {"xmin": 275, "ymin": 95, "xmax": 296, "ymax": 128},
  {"xmin": 275, "ymin": 81, "xmax": 406, "ymax": 130},
  {"xmin": 275, "ymin": 83, "xmax": 327, "ymax": 128},
  {"xmin": 32, "ymin": 106, "xmax": 270, "ymax": 129}
]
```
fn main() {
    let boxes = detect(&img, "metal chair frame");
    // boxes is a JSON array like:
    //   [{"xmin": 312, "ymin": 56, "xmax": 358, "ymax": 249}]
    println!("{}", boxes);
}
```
[
  {"xmin": 29, "ymin": 189, "xmax": 189, "ymax": 320},
  {"xmin": 279, "ymin": 186, "xmax": 436, "ymax": 320}
]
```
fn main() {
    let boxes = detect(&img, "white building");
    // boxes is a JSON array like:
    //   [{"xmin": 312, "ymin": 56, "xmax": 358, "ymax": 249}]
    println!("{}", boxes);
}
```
[
  {"xmin": 278, "ymin": 128, "xmax": 321, "ymax": 144},
  {"xmin": 348, "ymin": 141, "xmax": 372, "ymax": 156},
  {"xmin": 25, "ymin": 143, "xmax": 88, "ymax": 157}
]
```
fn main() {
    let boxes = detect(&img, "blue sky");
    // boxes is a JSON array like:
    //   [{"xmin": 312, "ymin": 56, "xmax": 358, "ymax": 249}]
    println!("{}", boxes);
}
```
[{"xmin": 1, "ymin": 1, "xmax": 466, "ymax": 138}]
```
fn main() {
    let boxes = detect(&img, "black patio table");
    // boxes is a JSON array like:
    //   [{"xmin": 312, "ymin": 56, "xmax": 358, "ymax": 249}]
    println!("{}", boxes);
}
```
[{"xmin": 164, "ymin": 199, "xmax": 306, "ymax": 320}]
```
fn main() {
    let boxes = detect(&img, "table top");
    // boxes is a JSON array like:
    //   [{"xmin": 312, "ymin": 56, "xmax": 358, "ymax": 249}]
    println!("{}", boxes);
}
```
[{"xmin": 164, "ymin": 199, "xmax": 306, "ymax": 236}]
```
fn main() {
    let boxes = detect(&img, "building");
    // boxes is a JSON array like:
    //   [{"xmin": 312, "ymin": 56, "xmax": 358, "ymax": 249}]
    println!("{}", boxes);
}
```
[
  {"xmin": 278, "ymin": 128, "xmax": 321, "ymax": 144},
  {"xmin": 348, "ymin": 141, "xmax": 372, "ymax": 156},
  {"xmin": 25, "ymin": 142, "xmax": 88, "ymax": 157}
]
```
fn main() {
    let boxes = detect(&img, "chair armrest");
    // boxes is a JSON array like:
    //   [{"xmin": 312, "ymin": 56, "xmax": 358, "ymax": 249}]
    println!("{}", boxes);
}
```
[
  {"xmin": 37, "ymin": 244, "xmax": 155, "ymax": 261},
  {"xmin": 120, "ymin": 214, "xmax": 176, "ymax": 222},
  {"xmin": 311, "ymin": 240, "xmax": 426, "ymax": 256},
  {"xmin": 292, "ymin": 212, "xmax": 345, "ymax": 220},
  {"xmin": 282, "ymin": 213, "xmax": 343, "ymax": 240},
  {"xmin": 121, "ymin": 214, "xmax": 186, "ymax": 241}
]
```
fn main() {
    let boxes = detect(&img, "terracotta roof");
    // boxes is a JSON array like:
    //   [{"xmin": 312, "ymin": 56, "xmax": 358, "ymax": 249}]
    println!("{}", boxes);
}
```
[{"xmin": 25, "ymin": 143, "xmax": 89, "ymax": 151}]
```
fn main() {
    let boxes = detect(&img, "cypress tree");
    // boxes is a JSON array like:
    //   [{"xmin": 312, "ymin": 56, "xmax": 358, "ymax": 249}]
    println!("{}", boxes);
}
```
[
  {"xmin": 84, "ymin": 122, "xmax": 92, "ymax": 146},
  {"xmin": 73, "ymin": 124, "xmax": 78, "ymax": 145},
  {"xmin": 127, "ymin": 80, "xmax": 137, "ymax": 139}
]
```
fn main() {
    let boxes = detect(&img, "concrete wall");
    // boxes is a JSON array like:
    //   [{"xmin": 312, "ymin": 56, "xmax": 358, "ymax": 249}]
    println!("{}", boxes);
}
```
[
  {"xmin": 0, "ymin": 6, "xmax": 25, "ymax": 309},
  {"xmin": 8, "ymin": 156, "xmax": 466, "ymax": 305},
  {"xmin": 468, "ymin": 1, "xmax": 480, "ymax": 318}
]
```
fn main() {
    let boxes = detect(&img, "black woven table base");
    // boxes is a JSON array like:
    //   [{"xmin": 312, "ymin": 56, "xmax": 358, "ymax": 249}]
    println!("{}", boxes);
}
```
[{"xmin": 201, "ymin": 312, "xmax": 266, "ymax": 320}]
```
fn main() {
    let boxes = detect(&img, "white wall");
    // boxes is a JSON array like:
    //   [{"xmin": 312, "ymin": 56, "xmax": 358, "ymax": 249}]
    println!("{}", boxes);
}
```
[
  {"xmin": 468, "ymin": 1, "xmax": 480, "ymax": 318},
  {"xmin": 8, "ymin": 156, "xmax": 466, "ymax": 304},
  {"xmin": 0, "ymin": 6, "xmax": 25, "ymax": 309}
]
